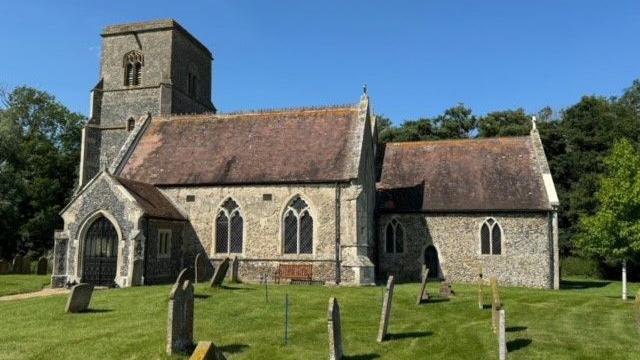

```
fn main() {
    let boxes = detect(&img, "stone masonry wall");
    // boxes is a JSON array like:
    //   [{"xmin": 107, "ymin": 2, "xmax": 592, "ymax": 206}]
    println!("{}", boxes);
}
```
[
  {"xmin": 377, "ymin": 212, "xmax": 553, "ymax": 288},
  {"xmin": 160, "ymin": 183, "xmax": 367, "ymax": 285},
  {"xmin": 144, "ymin": 219, "xmax": 185, "ymax": 285}
]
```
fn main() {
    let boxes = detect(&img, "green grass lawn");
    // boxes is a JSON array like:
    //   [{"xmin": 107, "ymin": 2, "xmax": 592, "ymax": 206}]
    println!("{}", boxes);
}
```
[
  {"xmin": 0, "ymin": 278, "xmax": 638, "ymax": 359},
  {"xmin": 0, "ymin": 275, "xmax": 51, "ymax": 297}
]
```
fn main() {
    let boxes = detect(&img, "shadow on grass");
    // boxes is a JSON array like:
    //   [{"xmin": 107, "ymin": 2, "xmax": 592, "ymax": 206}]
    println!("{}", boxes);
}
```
[
  {"xmin": 422, "ymin": 298, "xmax": 449, "ymax": 304},
  {"xmin": 561, "ymin": 280, "xmax": 610, "ymax": 290},
  {"xmin": 194, "ymin": 294, "xmax": 210, "ymax": 299},
  {"xmin": 81, "ymin": 308, "xmax": 113, "ymax": 313},
  {"xmin": 344, "ymin": 354, "xmax": 380, "ymax": 360},
  {"xmin": 482, "ymin": 304, "xmax": 492, "ymax": 310},
  {"xmin": 507, "ymin": 338, "xmax": 532, "ymax": 352},
  {"xmin": 219, "ymin": 343, "xmax": 249, "ymax": 354},
  {"xmin": 386, "ymin": 331, "xmax": 432, "ymax": 341},
  {"xmin": 219, "ymin": 285, "xmax": 255, "ymax": 291},
  {"xmin": 506, "ymin": 326, "xmax": 527, "ymax": 332}
]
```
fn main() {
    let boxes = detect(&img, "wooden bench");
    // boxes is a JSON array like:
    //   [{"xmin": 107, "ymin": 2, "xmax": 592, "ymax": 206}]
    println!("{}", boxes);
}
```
[{"xmin": 275, "ymin": 264, "xmax": 313, "ymax": 284}]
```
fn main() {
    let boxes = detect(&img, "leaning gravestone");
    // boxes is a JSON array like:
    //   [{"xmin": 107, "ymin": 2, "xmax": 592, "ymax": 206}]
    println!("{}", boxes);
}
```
[
  {"xmin": 189, "ymin": 341, "xmax": 227, "ymax": 360},
  {"xmin": 167, "ymin": 277, "xmax": 194, "ymax": 355},
  {"xmin": 231, "ymin": 256, "xmax": 239, "ymax": 283},
  {"xmin": 22, "ymin": 256, "xmax": 32, "ymax": 274},
  {"xmin": 498, "ymin": 309, "xmax": 507, "ymax": 360},
  {"xmin": 478, "ymin": 269, "xmax": 484, "ymax": 310},
  {"xmin": 0, "ymin": 260, "xmax": 10, "ymax": 274},
  {"xmin": 176, "ymin": 268, "xmax": 195, "ymax": 286},
  {"xmin": 12, "ymin": 255, "xmax": 23, "ymax": 274},
  {"xmin": 195, "ymin": 253, "xmax": 206, "ymax": 283},
  {"xmin": 377, "ymin": 276, "xmax": 395, "ymax": 342},
  {"xmin": 36, "ymin": 257, "xmax": 48, "ymax": 275},
  {"xmin": 439, "ymin": 281, "xmax": 455, "ymax": 298},
  {"xmin": 210, "ymin": 257, "xmax": 230, "ymax": 288},
  {"xmin": 416, "ymin": 268, "xmax": 430, "ymax": 305},
  {"xmin": 328, "ymin": 297, "xmax": 343, "ymax": 360},
  {"xmin": 65, "ymin": 283, "xmax": 94, "ymax": 313}
]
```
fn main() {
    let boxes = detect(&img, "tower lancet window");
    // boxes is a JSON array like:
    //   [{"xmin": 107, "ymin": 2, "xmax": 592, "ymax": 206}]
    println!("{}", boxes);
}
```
[{"xmin": 123, "ymin": 50, "xmax": 144, "ymax": 86}]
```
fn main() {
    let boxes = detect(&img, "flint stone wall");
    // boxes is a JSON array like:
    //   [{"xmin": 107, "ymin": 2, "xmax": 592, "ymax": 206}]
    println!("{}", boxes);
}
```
[
  {"xmin": 378, "ymin": 212, "xmax": 552, "ymax": 288},
  {"xmin": 161, "ymin": 183, "xmax": 374, "ymax": 285}
]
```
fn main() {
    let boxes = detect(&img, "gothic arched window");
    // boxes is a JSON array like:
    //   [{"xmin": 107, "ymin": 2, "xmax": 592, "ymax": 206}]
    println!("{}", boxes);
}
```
[
  {"xmin": 123, "ymin": 50, "xmax": 144, "ymax": 86},
  {"xmin": 283, "ymin": 196, "xmax": 313, "ymax": 254},
  {"xmin": 215, "ymin": 198, "xmax": 243, "ymax": 254},
  {"xmin": 480, "ymin": 218, "xmax": 502, "ymax": 255},
  {"xmin": 385, "ymin": 218, "xmax": 404, "ymax": 254}
]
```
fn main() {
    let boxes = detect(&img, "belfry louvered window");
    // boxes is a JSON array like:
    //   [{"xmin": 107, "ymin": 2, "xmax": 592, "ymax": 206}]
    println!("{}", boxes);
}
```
[
  {"xmin": 283, "ymin": 196, "xmax": 313, "ymax": 254},
  {"xmin": 215, "ymin": 198, "xmax": 243, "ymax": 254},
  {"xmin": 385, "ymin": 218, "xmax": 404, "ymax": 254},
  {"xmin": 123, "ymin": 50, "xmax": 144, "ymax": 86},
  {"xmin": 480, "ymin": 218, "xmax": 502, "ymax": 255}
]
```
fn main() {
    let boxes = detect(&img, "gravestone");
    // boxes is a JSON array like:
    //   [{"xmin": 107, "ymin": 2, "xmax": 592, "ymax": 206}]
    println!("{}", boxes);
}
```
[
  {"xmin": 210, "ymin": 257, "xmax": 230, "ymax": 288},
  {"xmin": 0, "ymin": 260, "xmax": 10, "ymax": 274},
  {"xmin": 189, "ymin": 341, "xmax": 227, "ymax": 360},
  {"xmin": 195, "ymin": 253, "xmax": 206, "ymax": 283},
  {"xmin": 478, "ymin": 271, "xmax": 484, "ymax": 310},
  {"xmin": 490, "ymin": 277, "xmax": 502, "ymax": 333},
  {"xmin": 231, "ymin": 256, "xmax": 239, "ymax": 283},
  {"xmin": 176, "ymin": 268, "xmax": 195, "ymax": 286},
  {"xmin": 498, "ymin": 309, "xmax": 507, "ymax": 360},
  {"xmin": 167, "ymin": 277, "xmax": 194, "ymax": 355},
  {"xmin": 12, "ymin": 255, "xmax": 23, "ymax": 274},
  {"xmin": 327, "ymin": 297, "xmax": 343, "ymax": 360},
  {"xmin": 36, "ymin": 257, "xmax": 48, "ymax": 275},
  {"xmin": 439, "ymin": 281, "xmax": 455, "ymax": 298},
  {"xmin": 377, "ymin": 276, "xmax": 395, "ymax": 342},
  {"xmin": 416, "ymin": 268, "xmax": 430, "ymax": 305},
  {"xmin": 65, "ymin": 283, "xmax": 94, "ymax": 313},
  {"xmin": 22, "ymin": 256, "xmax": 32, "ymax": 274}
]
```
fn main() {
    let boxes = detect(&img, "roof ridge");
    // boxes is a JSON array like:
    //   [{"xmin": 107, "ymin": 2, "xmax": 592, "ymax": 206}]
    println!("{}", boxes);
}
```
[
  {"xmin": 163, "ymin": 103, "xmax": 358, "ymax": 120},
  {"xmin": 387, "ymin": 136, "xmax": 531, "ymax": 146}
]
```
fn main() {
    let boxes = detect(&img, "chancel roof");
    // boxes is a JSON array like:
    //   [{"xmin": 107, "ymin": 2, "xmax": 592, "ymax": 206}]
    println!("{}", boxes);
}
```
[{"xmin": 378, "ymin": 137, "xmax": 552, "ymax": 212}]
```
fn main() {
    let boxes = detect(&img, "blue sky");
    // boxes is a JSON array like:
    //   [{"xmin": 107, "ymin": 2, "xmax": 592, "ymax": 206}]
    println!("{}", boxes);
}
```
[{"xmin": 0, "ymin": 1, "xmax": 638, "ymax": 123}]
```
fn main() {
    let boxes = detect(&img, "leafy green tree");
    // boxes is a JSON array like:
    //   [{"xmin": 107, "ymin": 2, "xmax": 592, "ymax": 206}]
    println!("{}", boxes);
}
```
[
  {"xmin": 576, "ymin": 139, "xmax": 640, "ymax": 299},
  {"xmin": 432, "ymin": 104, "xmax": 477, "ymax": 139},
  {"xmin": 477, "ymin": 108, "xmax": 531, "ymax": 137},
  {"xmin": 0, "ymin": 86, "xmax": 84, "ymax": 258}
]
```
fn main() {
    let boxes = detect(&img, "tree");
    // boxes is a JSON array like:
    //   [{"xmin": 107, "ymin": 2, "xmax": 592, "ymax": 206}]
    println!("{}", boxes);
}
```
[
  {"xmin": 0, "ymin": 86, "xmax": 84, "ymax": 258},
  {"xmin": 477, "ymin": 108, "xmax": 531, "ymax": 137},
  {"xmin": 576, "ymin": 139, "xmax": 640, "ymax": 300}
]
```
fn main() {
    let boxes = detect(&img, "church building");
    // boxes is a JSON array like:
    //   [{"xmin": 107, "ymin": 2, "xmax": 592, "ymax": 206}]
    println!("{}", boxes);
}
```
[{"xmin": 51, "ymin": 20, "xmax": 560, "ymax": 289}]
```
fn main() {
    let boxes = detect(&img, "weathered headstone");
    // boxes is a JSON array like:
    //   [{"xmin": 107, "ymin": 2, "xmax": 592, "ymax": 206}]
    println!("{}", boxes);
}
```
[
  {"xmin": 439, "ymin": 281, "xmax": 455, "ymax": 298},
  {"xmin": 12, "ymin": 255, "xmax": 23, "ymax": 274},
  {"xmin": 189, "ymin": 341, "xmax": 227, "ymax": 360},
  {"xmin": 327, "ymin": 297, "xmax": 343, "ymax": 360},
  {"xmin": 167, "ymin": 277, "xmax": 194, "ymax": 355},
  {"xmin": 0, "ymin": 260, "xmax": 10, "ymax": 274},
  {"xmin": 176, "ymin": 268, "xmax": 195, "ymax": 286},
  {"xmin": 36, "ymin": 257, "xmax": 48, "ymax": 275},
  {"xmin": 478, "ymin": 270, "xmax": 484, "ymax": 310},
  {"xmin": 65, "ymin": 283, "xmax": 94, "ymax": 313},
  {"xmin": 22, "ymin": 256, "xmax": 32, "ymax": 274},
  {"xmin": 416, "ymin": 268, "xmax": 430, "ymax": 305},
  {"xmin": 377, "ymin": 276, "xmax": 395, "ymax": 342},
  {"xmin": 231, "ymin": 256, "xmax": 239, "ymax": 283},
  {"xmin": 498, "ymin": 309, "xmax": 507, "ymax": 360},
  {"xmin": 210, "ymin": 257, "xmax": 230, "ymax": 287},
  {"xmin": 491, "ymin": 277, "xmax": 502, "ymax": 333},
  {"xmin": 195, "ymin": 253, "xmax": 206, "ymax": 283}
]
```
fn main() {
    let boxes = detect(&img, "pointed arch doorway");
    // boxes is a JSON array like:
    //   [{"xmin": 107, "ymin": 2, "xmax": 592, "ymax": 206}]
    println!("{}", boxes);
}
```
[
  {"xmin": 82, "ymin": 216, "xmax": 118, "ymax": 286},
  {"xmin": 424, "ymin": 245, "xmax": 440, "ymax": 279}
]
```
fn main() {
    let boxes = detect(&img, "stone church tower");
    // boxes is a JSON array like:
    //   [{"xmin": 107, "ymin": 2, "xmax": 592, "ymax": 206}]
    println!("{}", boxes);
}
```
[{"xmin": 79, "ymin": 20, "xmax": 216, "ymax": 187}]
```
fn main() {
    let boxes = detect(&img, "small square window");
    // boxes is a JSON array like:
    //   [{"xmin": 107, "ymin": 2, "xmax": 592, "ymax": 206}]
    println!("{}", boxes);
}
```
[
  {"xmin": 263, "ymin": 194, "xmax": 272, "ymax": 201},
  {"xmin": 186, "ymin": 195, "xmax": 195, "ymax": 202},
  {"xmin": 158, "ymin": 229, "xmax": 172, "ymax": 258}
]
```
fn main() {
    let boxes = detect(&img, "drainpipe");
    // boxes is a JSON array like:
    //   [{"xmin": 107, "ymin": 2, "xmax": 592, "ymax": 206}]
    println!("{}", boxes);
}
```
[{"xmin": 335, "ymin": 183, "xmax": 341, "ymax": 285}]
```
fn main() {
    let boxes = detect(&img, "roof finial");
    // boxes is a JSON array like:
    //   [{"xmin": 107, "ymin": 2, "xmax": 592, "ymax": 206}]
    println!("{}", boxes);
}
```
[
  {"xmin": 531, "ymin": 116, "xmax": 537, "ymax": 130},
  {"xmin": 363, "ymin": 84, "xmax": 368, "ymax": 95}
]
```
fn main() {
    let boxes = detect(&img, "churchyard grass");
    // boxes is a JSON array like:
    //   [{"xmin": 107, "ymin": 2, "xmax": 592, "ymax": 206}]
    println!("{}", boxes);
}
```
[
  {"xmin": 0, "ymin": 275, "xmax": 50, "ymax": 296},
  {"xmin": 0, "ymin": 277, "xmax": 637, "ymax": 359}
]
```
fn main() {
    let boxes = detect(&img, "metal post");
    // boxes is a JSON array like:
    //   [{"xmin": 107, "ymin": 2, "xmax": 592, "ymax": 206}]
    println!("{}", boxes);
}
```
[
  {"xmin": 265, "ymin": 273, "xmax": 269, "ymax": 303},
  {"xmin": 284, "ymin": 293, "xmax": 289, "ymax": 346}
]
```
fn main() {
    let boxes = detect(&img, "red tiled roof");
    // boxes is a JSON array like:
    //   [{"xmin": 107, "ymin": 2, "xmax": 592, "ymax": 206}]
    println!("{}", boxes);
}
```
[
  {"xmin": 378, "ymin": 137, "xmax": 552, "ymax": 212},
  {"xmin": 119, "ymin": 106, "xmax": 365, "ymax": 185},
  {"xmin": 114, "ymin": 176, "xmax": 186, "ymax": 220}
]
